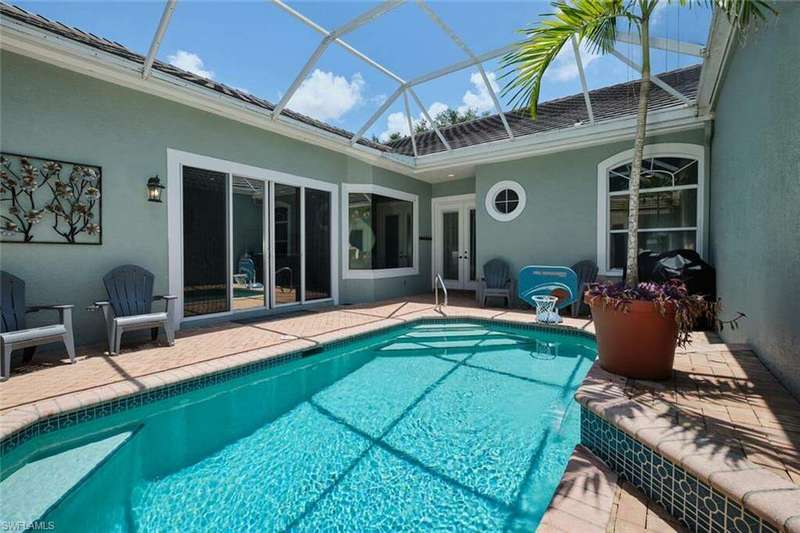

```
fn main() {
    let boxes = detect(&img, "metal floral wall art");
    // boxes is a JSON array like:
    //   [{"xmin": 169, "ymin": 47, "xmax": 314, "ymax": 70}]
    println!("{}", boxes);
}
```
[{"xmin": 1, "ymin": 153, "xmax": 102, "ymax": 244}]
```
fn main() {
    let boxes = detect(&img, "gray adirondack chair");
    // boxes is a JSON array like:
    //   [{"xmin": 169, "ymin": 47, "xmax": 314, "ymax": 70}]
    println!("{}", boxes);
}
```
[
  {"xmin": 95, "ymin": 265, "xmax": 177, "ymax": 355},
  {"xmin": 1, "ymin": 271, "xmax": 75, "ymax": 380},
  {"xmin": 477, "ymin": 258, "xmax": 514, "ymax": 308},
  {"xmin": 570, "ymin": 260, "xmax": 599, "ymax": 317}
]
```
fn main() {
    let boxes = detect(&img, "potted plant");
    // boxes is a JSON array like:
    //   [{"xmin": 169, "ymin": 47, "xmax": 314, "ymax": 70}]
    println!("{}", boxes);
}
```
[
  {"xmin": 502, "ymin": 0, "xmax": 774, "ymax": 378},
  {"xmin": 583, "ymin": 280, "xmax": 715, "ymax": 379}
]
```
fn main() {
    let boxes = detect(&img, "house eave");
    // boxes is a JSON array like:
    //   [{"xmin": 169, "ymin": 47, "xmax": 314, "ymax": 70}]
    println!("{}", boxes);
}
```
[{"xmin": 411, "ymin": 106, "xmax": 710, "ymax": 176}]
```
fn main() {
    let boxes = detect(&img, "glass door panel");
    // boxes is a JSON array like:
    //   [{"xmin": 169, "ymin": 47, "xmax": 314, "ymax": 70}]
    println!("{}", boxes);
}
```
[
  {"xmin": 442, "ymin": 211, "xmax": 460, "ymax": 282},
  {"xmin": 304, "ymin": 188, "xmax": 331, "ymax": 301},
  {"xmin": 435, "ymin": 199, "xmax": 477, "ymax": 291},
  {"xmin": 232, "ymin": 177, "xmax": 266, "ymax": 311},
  {"xmin": 273, "ymin": 183, "xmax": 301, "ymax": 305},
  {"xmin": 182, "ymin": 166, "xmax": 229, "ymax": 317},
  {"xmin": 469, "ymin": 208, "xmax": 476, "ymax": 283}
]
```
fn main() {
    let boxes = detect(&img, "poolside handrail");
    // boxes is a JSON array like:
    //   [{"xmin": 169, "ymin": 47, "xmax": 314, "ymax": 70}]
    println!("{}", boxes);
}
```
[{"xmin": 434, "ymin": 273, "xmax": 448, "ymax": 307}]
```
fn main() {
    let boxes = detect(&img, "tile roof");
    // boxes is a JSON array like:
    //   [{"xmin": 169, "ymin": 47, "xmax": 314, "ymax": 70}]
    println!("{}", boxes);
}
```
[
  {"xmin": 387, "ymin": 64, "xmax": 701, "ymax": 156},
  {"xmin": 1, "ymin": 2, "xmax": 700, "ymax": 159}
]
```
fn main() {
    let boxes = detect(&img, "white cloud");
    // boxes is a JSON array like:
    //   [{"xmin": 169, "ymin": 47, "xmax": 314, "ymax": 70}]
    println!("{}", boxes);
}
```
[
  {"xmin": 544, "ymin": 42, "xmax": 601, "ymax": 82},
  {"xmin": 457, "ymin": 71, "xmax": 500, "ymax": 114},
  {"xmin": 383, "ymin": 111, "xmax": 411, "ymax": 140},
  {"xmin": 379, "ymin": 101, "xmax": 448, "ymax": 142},
  {"xmin": 168, "ymin": 50, "xmax": 214, "ymax": 79},
  {"xmin": 287, "ymin": 69, "xmax": 364, "ymax": 122},
  {"xmin": 427, "ymin": 101, "xmax": 449, "ymax": 117}
]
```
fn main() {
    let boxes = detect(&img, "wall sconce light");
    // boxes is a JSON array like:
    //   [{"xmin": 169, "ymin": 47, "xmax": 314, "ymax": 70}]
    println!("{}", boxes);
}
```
[{"xmin": 147, "ymin": 175, "xmax": 165, "ymax": 203}]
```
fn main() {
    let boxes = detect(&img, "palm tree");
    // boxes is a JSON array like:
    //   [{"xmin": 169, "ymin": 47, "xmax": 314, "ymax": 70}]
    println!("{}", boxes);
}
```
[{"xmin": 502, "ymin": 0, "xmax": 776, "ymax": 287}]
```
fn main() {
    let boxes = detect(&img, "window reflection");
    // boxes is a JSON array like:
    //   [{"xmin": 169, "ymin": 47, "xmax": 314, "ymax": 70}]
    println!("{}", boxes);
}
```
[
  {"xmin": 232, "ymin": 177, "xmax": 265, "ymax": 310},
  {"xmin": 305, "ymin": 188, "xmax": 331, "ymax": 300},
  {"xmin": 274, "ymin": 184, "xmax": 301, "ymax": 304},
  {"xmin": 348, "ymin": 193, "xmax": 414, "ymax": 270}
]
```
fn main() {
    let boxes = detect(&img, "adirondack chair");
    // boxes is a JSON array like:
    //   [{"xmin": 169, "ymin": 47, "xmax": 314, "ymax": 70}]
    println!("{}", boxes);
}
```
[
  {"xmin": 570, "ymin": 260, "xmax": 599, "ymax": 317},
  {"xmin": 477, "ymin": 258, "xmax": 514, "ymax": 308},
  {"xmin": 95, "ymin": 265, "xmax": 177, "ymax": 355},
  {"xmin": 0, "ymin": 271, "xmax": 75, "ymax": 380}
]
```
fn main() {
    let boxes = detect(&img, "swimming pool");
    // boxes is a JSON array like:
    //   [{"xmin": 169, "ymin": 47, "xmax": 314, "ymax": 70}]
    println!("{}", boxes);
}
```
[{"xmin": 1, "ymin": 320, "xmax": 596, "ymax": 532}]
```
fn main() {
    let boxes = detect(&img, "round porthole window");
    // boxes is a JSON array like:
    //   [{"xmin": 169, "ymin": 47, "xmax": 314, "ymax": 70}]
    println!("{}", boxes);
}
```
[{"xmin": 485, "ymin": 180, "xmax": 526, "ymax": 222}]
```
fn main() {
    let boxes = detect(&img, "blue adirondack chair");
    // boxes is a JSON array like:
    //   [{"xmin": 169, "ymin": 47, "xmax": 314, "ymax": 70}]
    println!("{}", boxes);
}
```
[
  {"xmin": 237, "ymin": 256, "xmax": 257, "ymax": 287},
  {"xmin": 95, "ymin": 265, "xmax": 177, "ymax": 355},
  {"xmin": 0, "ymin": 271, "xmax": 75, "ymax": 380},
  {"xmin": 517, "ymin": 265, "xmax": 579, "ymax": 322},
  {"xmin": 477, "ymin": 258, "xmax": 514, "ymax": 308},
  {"xmin": 570, "ymin": 260, "xmax": 599, "ymax": 317}
]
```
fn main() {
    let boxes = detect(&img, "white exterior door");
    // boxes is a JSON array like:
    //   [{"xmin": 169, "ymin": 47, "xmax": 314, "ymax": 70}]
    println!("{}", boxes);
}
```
[{"xmin": 433, "ymin": 194, "xmax": 477, "ymax": 290}]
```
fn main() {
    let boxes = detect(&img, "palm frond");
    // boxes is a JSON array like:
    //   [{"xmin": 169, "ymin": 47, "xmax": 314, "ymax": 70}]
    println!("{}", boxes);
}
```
[{"xmin": 500, "ymin": 0, "xmax": 632, "ymax": 118}]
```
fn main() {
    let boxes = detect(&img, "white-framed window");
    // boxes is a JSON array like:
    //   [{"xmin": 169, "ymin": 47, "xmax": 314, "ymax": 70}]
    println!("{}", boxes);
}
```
[
  {"xmin": 341, "ymin": 183, "xmax": 419, "ymax": 279},
  {"xmin": 485, "ymin": 180, "xmax": 526, "ymax": 222},
  {"xmin": 596, "ymin": 143, "xmax": 705, "ymax": 276}
]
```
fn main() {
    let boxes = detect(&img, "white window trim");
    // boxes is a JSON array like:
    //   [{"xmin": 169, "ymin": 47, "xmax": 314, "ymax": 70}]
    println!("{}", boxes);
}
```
[
  {"xmin": 485, "ymin": 180, "xmax": 526, "ymax": 222},
  {"xmin": 341, "ymin": 183, "xmax": 419, "ymax": 280},
  {"xmin": 596, "ymin": 143, "xmax": 706, "ymax": 277},
  {"xmin": 167, "ymin": 148, "xmax": 339, "ymax": 325}
]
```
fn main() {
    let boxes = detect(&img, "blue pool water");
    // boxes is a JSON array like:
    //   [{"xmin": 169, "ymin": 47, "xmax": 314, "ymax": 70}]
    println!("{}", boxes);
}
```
[{"xmin": 2, "ymin": 321, "xmax": 596, "ymax": 532}]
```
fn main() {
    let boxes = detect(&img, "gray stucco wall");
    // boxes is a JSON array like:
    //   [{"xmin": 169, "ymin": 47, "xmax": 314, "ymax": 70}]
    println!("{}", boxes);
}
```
[
  {"xmin": 709, "ymin": 4, "xmax": 800, "ymax": 397},
  {"xmin": 474, "ymin": 129, "xmax": 706, "ymax": 287},
  {"xmin": 431, "ymin": 177, "xmax": 475, "ymax": 198},
  {"xmin": 0, "ymin": 51, "xmax": 431, "ymax": 344}
]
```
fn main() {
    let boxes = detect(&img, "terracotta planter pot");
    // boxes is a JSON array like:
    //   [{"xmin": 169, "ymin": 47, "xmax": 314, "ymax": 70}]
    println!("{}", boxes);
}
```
[{"xmin": 586, "ymin": 295, "xmax": 678, "ymax": 380}]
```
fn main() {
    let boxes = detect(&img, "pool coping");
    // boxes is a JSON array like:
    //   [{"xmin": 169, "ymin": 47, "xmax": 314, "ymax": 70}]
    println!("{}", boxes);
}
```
[
  {"xmin": 0, "ymin": 313, "xmax": 593, "ymax": 456},
  {"xmin": 575, "ymin": 362, "xmax": 800, "ymax": 532},
  {"xmin": 537, "ymin": 445, "xmax": 619, "ymax": 533}
]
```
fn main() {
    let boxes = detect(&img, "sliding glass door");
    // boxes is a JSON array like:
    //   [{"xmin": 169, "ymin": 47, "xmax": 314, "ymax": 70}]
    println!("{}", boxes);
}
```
[
  {"xmin": 181, "ymin": 164, "xmax": 334, "ymax": 319},
  {"xmin": 232, "ymin": 177, "xmax": 266, "ymax": 311},
  {"xmin": 183, "ymin": 166, "xmax": 229, "ymax": 317},
  {"xmin": 304, "ymin": 188, "xmax": 331, "ymax": 300},
  {"xmin": 273, "ymin": 183, "xmax": 301, "ymax": 306}
]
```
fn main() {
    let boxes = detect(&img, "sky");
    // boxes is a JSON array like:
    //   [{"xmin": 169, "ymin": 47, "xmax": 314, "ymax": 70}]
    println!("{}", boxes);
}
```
[{"xmin": 15, "ymin": 1, "xmax": 713, "ymax": 141}]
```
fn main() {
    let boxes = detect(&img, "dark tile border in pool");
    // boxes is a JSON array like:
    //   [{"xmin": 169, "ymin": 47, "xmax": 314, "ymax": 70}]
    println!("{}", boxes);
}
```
[
  {"xmin": 0, "ymin": 316, "xmax": 593, "ymax": 456},
  {"xmin": 581, "ymin": 407, "xmax": 780, "ymax": 533}
]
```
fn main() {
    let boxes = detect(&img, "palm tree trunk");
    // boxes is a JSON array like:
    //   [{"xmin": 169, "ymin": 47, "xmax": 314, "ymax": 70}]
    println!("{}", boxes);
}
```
[{"xmin": 624, "ymin": 17, "xmax": 652, "ymax": 288}]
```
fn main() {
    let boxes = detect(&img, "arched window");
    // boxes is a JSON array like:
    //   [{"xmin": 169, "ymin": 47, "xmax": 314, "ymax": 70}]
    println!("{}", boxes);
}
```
[{"xmin": 597, "ymin": 144, "xmax": 705, "ymax": 275}]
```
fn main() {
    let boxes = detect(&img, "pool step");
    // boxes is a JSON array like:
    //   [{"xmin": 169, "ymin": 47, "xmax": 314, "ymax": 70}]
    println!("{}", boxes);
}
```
[
  {"xmin": 0, "ymin": 430, "xmax": 135, "ymax": 524},
  {"xmin": 411, "ymin": 322, "xmax": 485, "ymax": 330}
]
